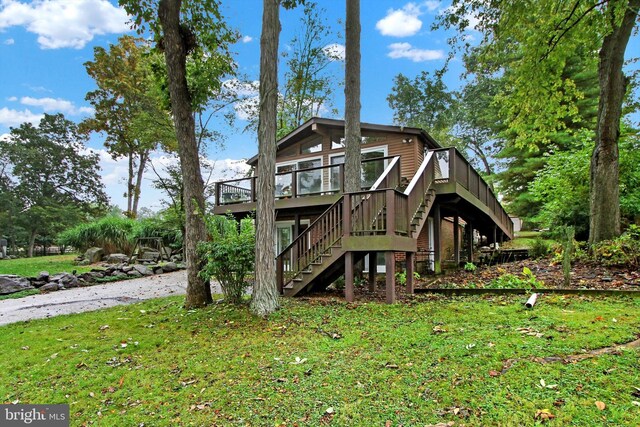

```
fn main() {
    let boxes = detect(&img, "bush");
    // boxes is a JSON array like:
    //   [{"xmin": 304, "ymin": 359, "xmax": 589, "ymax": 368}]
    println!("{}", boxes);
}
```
[
  {"xmin": 57, "ymin": 216, "xmax": 135, "ymax": 254},
  {"xmin": 464, "ymin": 262, "xmax": 477, "ymax": 272},
  {"xmin": 486, "ymin": 267, "xmax": 543, "ymax": 291},
  {"xmin": 199, "ymin": 215, "xmax": 255, "ymax": 304},
  {"xmin": 591, "ymin": 225, "xmax": 640, "ymax": 267},
  {"xmin": 529, "ymin": 238, "xmax": 550, "ymax": 259}
]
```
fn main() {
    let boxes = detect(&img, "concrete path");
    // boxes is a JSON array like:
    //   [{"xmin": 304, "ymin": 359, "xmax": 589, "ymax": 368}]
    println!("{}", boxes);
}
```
[{"xmin": 0, "ymin": 270, "xmax": 191, "ymax": 326}]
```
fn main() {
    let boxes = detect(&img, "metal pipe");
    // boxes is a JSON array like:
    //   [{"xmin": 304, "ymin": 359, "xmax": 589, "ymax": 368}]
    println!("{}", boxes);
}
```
[{"xmin": 525, "ymin": 293, "xmax": 538, "ymax": 309}]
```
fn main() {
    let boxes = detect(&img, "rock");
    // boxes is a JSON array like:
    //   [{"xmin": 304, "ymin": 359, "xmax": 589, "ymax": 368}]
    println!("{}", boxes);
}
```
[
  {"xmin": 83, "ymin": 247, "xmax": 104, "ymax": 264},
  {"xmin": 37, "ymin": 271, "xmax": 50, "ymax": 281},
  {"xmin": 155, "ymin": 268, "xmax": 164, "ymax": 275},
  {"xmin": 132, "ymin": 264, "xmax": 153, "ymax": 276},
  {"xmin": 74, "ymin": 259, "xmax": 91, "ymax": 266},
  {"xmin": 78, "ymin": 272, "xmax": 96, "ymax": 283},
  {"xmin": 161, "ymin": 262, "xmax": 178, "ymax": 273},
  {"xmin": 0, "ymin": 275, "xmax": 34, "ymax": 295},
  {"xmin": 106, "ymin": 253, "xmax": 129, "ymax": 264},
  {"xmin": 122, "ymin": 266, "xmax": 133, "ymax": 273},
  {"xmin": 170, "ymin": 254, "xmax": 183, "ymax": 263},
  {"xmin": 30, "ymin": 280, "xmax": 47, "ymax": 288},
  {"xmin": 40, "ymin": 283, "xmax": 62, "ymax": 292},
  {"xmin": 127, "ymin": 270, "xmax": 142, "ymax": 278},
  {"xmin": 141, "ymin": 251, "xmax": 160, "ymax": 261}
]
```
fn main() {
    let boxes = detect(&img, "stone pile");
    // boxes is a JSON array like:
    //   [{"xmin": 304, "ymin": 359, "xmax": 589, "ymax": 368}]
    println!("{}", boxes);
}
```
[{"xmin": 0, "ymin": 261, "xmax": 185, "ymax": 296}]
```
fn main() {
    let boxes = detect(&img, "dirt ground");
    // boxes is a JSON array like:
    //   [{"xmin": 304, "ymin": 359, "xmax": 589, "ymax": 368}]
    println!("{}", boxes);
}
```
[{"xmin": 421, "ymin": 257, "xmax": 640, "ymax": 290}]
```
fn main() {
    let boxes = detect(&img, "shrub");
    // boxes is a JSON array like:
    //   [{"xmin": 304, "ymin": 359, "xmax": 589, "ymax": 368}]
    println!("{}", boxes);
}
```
[
  {"xmin": 57, "ymin": 216, "xmax": 135, "ymax": 254},
  {"xmin": 464, "ymin": 262, "xmax": 477, "ymax": 272},
  {"xmin": 529, "ymin": 238, "xmax": 550, "ymax": 259},
  {"xmin": 591, "ymin": 225, "xmax": 640, "ymax": 267},
  {"xmin": 486, "ymin": 267, "xmax": 543, "ymax": 291},
  {"xmin": 199, "ymin": 215, "xmax": 255, "ymax": 304}
]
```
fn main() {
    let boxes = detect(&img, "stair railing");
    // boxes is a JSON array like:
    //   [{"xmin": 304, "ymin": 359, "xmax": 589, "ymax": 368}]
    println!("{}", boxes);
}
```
[{"xmin": 404, "ymin": 152, "xmax": 435, "ymax": 228}]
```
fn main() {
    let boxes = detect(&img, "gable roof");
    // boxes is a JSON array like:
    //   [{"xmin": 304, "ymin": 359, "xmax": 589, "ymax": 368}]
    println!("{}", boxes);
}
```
[{"xmin": 246, "ymin": 117, "xmax": 441, "ymax": 166}]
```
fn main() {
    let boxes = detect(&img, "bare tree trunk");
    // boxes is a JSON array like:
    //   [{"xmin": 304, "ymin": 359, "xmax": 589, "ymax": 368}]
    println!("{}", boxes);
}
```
[
  {"xmin": 251, "ymin": 0, "xmax": 281, "ymax": 317},
  {"xmin": 27, "ymin": 229, "xmax": 37, "ymax": 258},
  {"xmin": 127, "ymin": 152, "xmax": 134, "ymax": 216},
  {"xmin": 131, "ymin": 150, "xmax": 149, "ymax": 218},
  {"xmin": 158, "ymin": 0, "xmax": 211, "ymax": 308},
  {"xmin": 589, "ymin": 0, "xmax": 639, "ymax": 244},
  {"xmin": 344, "ymin": 0, "xmax": 361, "ymax": 193}
]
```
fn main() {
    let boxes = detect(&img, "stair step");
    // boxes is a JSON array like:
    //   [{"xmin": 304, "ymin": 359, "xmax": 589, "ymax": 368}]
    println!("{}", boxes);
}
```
[{"xmin": 292, "ymin": 277, "xmax": 303, "ymax": 282}]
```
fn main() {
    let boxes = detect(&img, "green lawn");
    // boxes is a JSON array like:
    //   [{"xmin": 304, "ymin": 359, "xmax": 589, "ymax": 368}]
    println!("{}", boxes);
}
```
[
  {"xmin": 0, "ymin": 254, "xmax": 95, "ymax": 277},
  {"xmin": 1, "ymin": 294, "xmax": 638, "ymax": 426},
  {"xmin": 503, "ymin": 231, "xmax": 556, "ymax": 250}
]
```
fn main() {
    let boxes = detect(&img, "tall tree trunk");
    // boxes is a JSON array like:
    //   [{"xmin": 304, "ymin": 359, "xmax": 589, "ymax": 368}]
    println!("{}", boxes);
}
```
[
  {"xmin": 158, "ymin": 0, "xmax": 211, "ymax": 308},
  {"xmin": 27, "ymin": 229, "xmax": 37, "ymax": 258},
  {"xmin": 131, "ymin": 150, "xmax": 149, "ymax": 217},
  {"xmin": 251, "ymin": 0, "xmax": 281, "ymax": 316},
  {"xmin": 344, "ymin": 0, "xmax": 361, "ymax": 193},
  {"xmin": 127, "ymin": 152, "xmax": 135, "ymax": 216},
  {"xmin": 589, "ymin": 0, "xmax": 639, "ymax": 244}
]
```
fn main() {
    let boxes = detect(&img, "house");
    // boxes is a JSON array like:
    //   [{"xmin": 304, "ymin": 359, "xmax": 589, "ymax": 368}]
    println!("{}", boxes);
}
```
[{"xmin": 213, "ymin": 118, "xmax": 513, "ymax": 302}]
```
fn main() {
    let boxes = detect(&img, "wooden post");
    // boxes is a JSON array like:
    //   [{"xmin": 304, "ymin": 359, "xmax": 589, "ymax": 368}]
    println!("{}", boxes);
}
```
[
  {"xmin": 386, "ymin": 189, "xmax": 395, "ymax": 236},
  {"xmin": 449, "ymin": 147, "xmax": 456, "ymax": 181},
  {"xmin": 277, "ymin": 256, "xmax": 284, "ymax": 294},
  {"xmin": 251, "ymin": 176, "xmax": 256, "ymax": 202},
  {"xmin": 467, "ymin": 223, "xmax": 474, "ymax": 263},
  {"xmin": 339, "ymin": 164, "xmax": 345, "ymax": 193},
  {"xmin": 492, "ymin": 225, "xmax": 497, "ymax": 247},
  {"xmin": 385, "ymin": 251, "xmax": 396, "ymax": 303},
  {"xmin": 343, "ymin": 194, "xmax": 351, "ymax": 238},
  {"xmin": 345, "ymin": 251, "xmax": 354, "ymax": 302},
  {"xmin": 406, "ymin": 251, "xmax": 414, "ymax": 294},
  {"xmin": 453, "ymin": 215, "xmax": 460, "ymax": 266},
  {"xmin": 291, "ymin": 170, "xmax": 298, "ymax": 198},
  {"xmin": 368, "ymin": 251, "xmax": 377, "ymax": 292},
  {"xmin": 433, "ymin": 204, "xmax": 441, "ymax": 274}
]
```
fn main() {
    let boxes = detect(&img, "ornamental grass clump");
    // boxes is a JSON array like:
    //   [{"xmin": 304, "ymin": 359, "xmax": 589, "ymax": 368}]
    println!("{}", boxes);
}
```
[{"xmin": 199, "ymin": 215, "xmax": 255, "ymax": 304}]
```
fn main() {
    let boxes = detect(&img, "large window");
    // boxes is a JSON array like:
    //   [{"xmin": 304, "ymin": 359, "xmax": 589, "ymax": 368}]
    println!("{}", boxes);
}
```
[
  {"xmin": 329, "ymin": 146, "xmax": 387, "ymax": 190},
  {"xmin": 275, "ymin": 157, "xmax": 322, "ymax": 197}
]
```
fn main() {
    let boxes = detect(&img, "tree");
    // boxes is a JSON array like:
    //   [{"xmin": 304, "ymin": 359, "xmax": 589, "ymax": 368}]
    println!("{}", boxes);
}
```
[
  {"xmin": 120, "ymin": 0, "xmax": 238, "ymax": 308},
  {"xmin": 0, "ymin": 114, "xmax": 108, "ymax": 256},
  {"xmin": 82, "ymin": 36, "xmax": 175, "ymax": 218},
  {"xmin": 277, "ymin": 1, "xmax": 341, "ymax": 137},
  {"xmin": 252, "ymin": 0, "xmax": 281, "ymax": 316},
  {"xmin": 438, "ymin": 0, "xmax": 640, "ymax": 243},
  {"xmin": 344, "ymin": 0, "xmax": 361, "ymax": 194}
]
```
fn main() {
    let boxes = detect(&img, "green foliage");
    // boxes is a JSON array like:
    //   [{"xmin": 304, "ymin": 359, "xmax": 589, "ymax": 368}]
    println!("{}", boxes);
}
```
[
  {"xmin": 0, "ymin": 289, "xmax": 40, "ymax": 301},
  {"xmin": 463, "ymin": 262, "xmax": 477, "ymax": 272},
  {"xmin": 0, "ymin": 114, "xmax": 109, "ymax": 255},
  {"xmin": 487, "ymin": 267, "xmax": 543, "ymax": 290},
  {"xmin": 394, "ymin": 270, "xmax": 421, "ymax": 286},
  {"xmin": 529, "ymin": 238, "xmax": 551, "ymax": 259},
  {"xmin": 199, "ymin": 215, "xmax": 255, "ymax": 304},
  {"xmin": 57, "ymin": 213, "xmax": 182, "ymax": 255},
  {"xmin": 590, "ymin": 225, "xmax": 640, "ymax": 267}
]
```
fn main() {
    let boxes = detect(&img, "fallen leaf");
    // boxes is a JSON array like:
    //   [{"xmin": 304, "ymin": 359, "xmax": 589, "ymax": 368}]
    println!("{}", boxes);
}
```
[
  {"xmin": 489, "ymin": 370, "xmax": 500, "ymax": 377},
  {"xmin": 632, "ymin": 401, "xmax": 640, "ymax": 407},
  {"xmin": 119, "ymin": 376, "xmax": 124, "ymax": 387},
  {"xmin": 385, "ymin": 421, "xmax": 392, "ymax": 427},
  {"xmin": 534, "ymin": 409, "xmax": 555, "ymax": 421},
  {"xmin": 384, "ymin": 363, "xmax": 399, "ymax": 369},
  {"xmin": 595, "ymin": 401, "xmax": 606, "ymax": 410},
  {"xmin": 99, "ymin": 325, "xmax": 109, "ymax": 331},
  {"xmin": 325, "ymin": 407, "xmax": 335, "ymax": 414}
]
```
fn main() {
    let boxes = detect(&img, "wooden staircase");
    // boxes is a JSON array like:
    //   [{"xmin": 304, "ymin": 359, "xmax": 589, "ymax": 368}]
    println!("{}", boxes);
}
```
[{"xmin": 277, "ymin": 152, "xmax": 439, "ymax": 297}]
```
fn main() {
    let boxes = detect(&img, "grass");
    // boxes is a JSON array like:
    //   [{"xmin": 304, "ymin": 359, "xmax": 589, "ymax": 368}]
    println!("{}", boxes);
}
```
[
  {"xmin": 0, "ymin": 289, "xmax": 40, "ymax": 300},
  {"xmin": 503, "ymin": 231, "xmax": 556, "ymax": 250},
  {"xmin": 1, "ymin": 294, "xmax": 639, "ymax": 426},
  {"xmin": 0, "ymin": 254, "xmax": 95, "ymax": 277}
]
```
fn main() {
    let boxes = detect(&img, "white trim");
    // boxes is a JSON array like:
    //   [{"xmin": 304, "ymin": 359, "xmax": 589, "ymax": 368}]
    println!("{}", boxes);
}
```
[
  {"xmin": 404, "ymin": 151, "xmax": 433, "ymax": 195},
  {"xmin": 370, "ymin": 156, "xmax": 400, "ymax": 190},
  {"xmin": 276, "ymin": 154, "xmax": 323, "ymax": 170},
  {"xmin": 328, "ymin": 145, "xmax": 389, "ymax": 164}
]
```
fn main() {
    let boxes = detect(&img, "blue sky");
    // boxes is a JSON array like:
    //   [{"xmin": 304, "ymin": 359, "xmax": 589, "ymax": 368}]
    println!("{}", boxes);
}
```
[{"xmin": 1, "ymin": 1, "xmax": 636, "ymax": 210}]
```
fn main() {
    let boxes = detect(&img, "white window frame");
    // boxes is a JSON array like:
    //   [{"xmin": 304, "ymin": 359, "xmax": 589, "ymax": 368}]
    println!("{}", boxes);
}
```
[
  {"xmin": 275, "ymin": 220, "xmax": 311, "ymax": 253},
  {"xmin": 329, "ymin": 145, "xmax": 389, "ymax": 190},
  {"xmin": 275, "ymin": 155, "xmax": 323, "ymax": 196}
]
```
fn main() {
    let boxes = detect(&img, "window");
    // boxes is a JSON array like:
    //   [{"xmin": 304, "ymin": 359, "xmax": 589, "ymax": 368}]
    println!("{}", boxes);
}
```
[
  {"xmin": 275, "ymin": 157, "xmax": 322, "ymax": 197},
  {"xmin": 329, "ymin": 146, "xmax": 387, "ymax": 190},
  {"xmin": 331, "ymin": 135, "xmax": 387, "ymax": 149},
  {"xmin": 300, "ymin": 138, "xmax": 322, "ymax": 154}
]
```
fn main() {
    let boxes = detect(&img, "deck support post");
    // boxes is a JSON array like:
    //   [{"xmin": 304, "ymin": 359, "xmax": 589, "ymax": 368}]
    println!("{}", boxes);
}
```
[
  {"xmin": 368, "ymin": 252, "xmax": 377, "ymax": 291},
  {"xmin": 345, "ymin": 251, "xmax": 354, "ymax": 302},
  {"xmin": 453, "ymin": 215, "xmax": 460, "ymax": 266},
  {"xmin": 385, "ymin": 251, "xmax": 396, "ymax": 303},
  {"xmin": 492, "ymin": 225, "xmax": 497, "ymax": 248},
  {"xmin": 406, "ymin": 251, "xmax": 414, "ymax": 294},
  {"xmin": 466, "ymin": 223, "xmax": 474, "ymax": 263},
  {"xmin": 433, "ymin": 204, "xmax": 442, "ymax": 274}
]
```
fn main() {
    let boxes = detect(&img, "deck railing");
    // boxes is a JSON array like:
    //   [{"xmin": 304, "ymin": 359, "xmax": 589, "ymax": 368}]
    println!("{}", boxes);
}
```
[
  {"xmin": 215, "ymin": 156, "xmax": 398, "ymax": 206},
  {"xmin": 432, "ymin": 147, "xmax": 513, "ymax": 237}
]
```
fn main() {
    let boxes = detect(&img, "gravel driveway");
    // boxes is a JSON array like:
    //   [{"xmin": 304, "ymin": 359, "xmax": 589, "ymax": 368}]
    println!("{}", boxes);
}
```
[{"xmin": 0, "ymin": 270, "xmax": 197, "ymax": 326}]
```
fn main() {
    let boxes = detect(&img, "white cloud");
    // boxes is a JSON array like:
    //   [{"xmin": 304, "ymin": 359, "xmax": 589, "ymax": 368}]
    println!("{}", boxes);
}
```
[
  {"xmin": 387, "ymin": 42, "xmax": 444, "ymax": 62},
  {"xmin": 323, "ymin": 43, "xmax": 345, "ymax": 61},
  {"xmin": 7, "ymin": 96, "xmax": 17, "ymax": 102},
  {"xmin": 221, "ymin": 79, "xmax": 259, "ymax": 97},
  {"xmin": 0, "ymin": 107, "xmax": 42, "ymax": 127},
  {"xmin": 376, "ymin": 3, "xmax": 423, "ymax": 37},
  {"xmin": 0, "ymin": 0, "xmax": 130, "ymax": 49},
  {"xmin": 3, "ymin": 37, "xmax": 14, "ymax": 45},
  {"xmin": 19, "ymin": 96, "xmax": 93, "ymax": 115},
  {"xmin": 424, "ymin": 1, "xmax": 440, "ymax": 12},
  {"xmin": 241, "ymin": 35, "xmax": 253, "ymax": 43},
  {"xmin": 88, "ymin": 148, "xmax": 251, "ymax": 210}
]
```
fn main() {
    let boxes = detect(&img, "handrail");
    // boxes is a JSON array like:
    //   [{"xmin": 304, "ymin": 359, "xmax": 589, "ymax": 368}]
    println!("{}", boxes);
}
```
[{"xmin": 370, "ymin": 156, "xmax": 400, "ymax": 190}]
